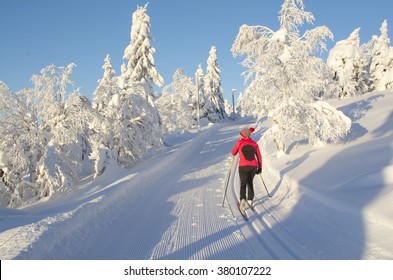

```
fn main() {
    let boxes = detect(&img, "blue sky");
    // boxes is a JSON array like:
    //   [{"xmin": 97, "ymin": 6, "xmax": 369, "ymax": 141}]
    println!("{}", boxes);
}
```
[{"xmin": 1, "ymin": 0, "xmax": 393, "ymax": 102}]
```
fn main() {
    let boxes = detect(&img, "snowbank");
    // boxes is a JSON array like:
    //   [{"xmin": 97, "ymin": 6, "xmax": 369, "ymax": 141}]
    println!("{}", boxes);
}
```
[{"xmin": 259, "ymin": 90, "xmax": 393, "ymax": 259}]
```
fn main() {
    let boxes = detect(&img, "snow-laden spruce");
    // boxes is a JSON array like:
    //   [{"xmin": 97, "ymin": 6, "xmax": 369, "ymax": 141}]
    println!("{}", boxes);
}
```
[
  {"xmin": 92, "ymin": 54, "xmax": 123, "ymax": 175},
  {"xmin": 327, "ymin": 28, "xmax": 369, "ymax": 98},
  {"xmin": 121, "ymin": 3, "xmax": 163, "ymax": 96},
  {"xmin": 117, "ymin": 3, "xmax": 163, "ymax": 165},
  {"xmin": 115, "ymin": 3, "xmax": 163, "ymax": 167},
  {"xmin": 194, "ymin": 52, "xmax": 228, "ymax": 125},
  {"xmin": 203, "ymin": 46, "xmax": 227, "ymax": 121},
  {"xmin": 92, "ymin": 56, "xmax": 163, "ymax": 175},
  {"xmin": 92, "ymin": 3, "xmax": 165, "ymax": 174},
  {"xmin": 327, "ymin": 19, "xmax": 393, "ymax": 97},
  {"xmin": 231, "ymin": 0, "xmax": 351, "ymax": 153},
  {"xmin": 0, "ymin": 65, "xmax": 94, "ymax": 207},
  {"xmin": 367, "ymin": 20, "xmax": 393, "ymax": 91},
  {"xmin": 156, "ymin": 68, "xmax": 197, "ymax": 132},
  {"xmin": 156, "ymin": 47, "xmax": 228, "ymax": 132}
]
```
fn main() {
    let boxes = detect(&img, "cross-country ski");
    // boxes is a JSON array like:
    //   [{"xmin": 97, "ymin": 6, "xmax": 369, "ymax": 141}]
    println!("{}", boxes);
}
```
[
  {"xmin": 247, "ymin": 201, "xmax": 256, "ymax": 212},
  {"xmin": 237, "ymin": 200, "xmax": 249, "ymax": 221}
]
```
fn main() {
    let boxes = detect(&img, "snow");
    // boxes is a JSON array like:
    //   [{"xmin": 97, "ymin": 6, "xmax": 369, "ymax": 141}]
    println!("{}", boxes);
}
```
[{"xmin": 1, "ymin": 90, "xmax": 393, "ymax": 260}]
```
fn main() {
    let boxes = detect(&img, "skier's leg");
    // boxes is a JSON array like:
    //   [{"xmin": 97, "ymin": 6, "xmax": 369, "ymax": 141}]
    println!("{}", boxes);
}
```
[
  {"xmin": 239, "ymin": 168, "xmax": 247, "ymax": 201},
  {"xmin": 247, "ymin": 167, "xmax": 257, "ymax": 201}
]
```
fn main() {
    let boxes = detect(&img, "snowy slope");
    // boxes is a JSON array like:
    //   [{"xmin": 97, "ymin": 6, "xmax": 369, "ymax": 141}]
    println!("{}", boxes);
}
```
[
  {"xmin": 0, "ymin": 91, "xmax": 392, "ymax": 260},
  {"xmin": 259, "ymin": 90, "xmax": 393, "ymax": 259}
]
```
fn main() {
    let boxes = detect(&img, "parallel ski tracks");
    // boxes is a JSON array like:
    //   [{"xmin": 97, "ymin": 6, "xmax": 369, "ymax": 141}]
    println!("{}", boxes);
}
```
[
  {"xmin": 227, "ymin": 166, "xmax": 365, "ymax": 260},
  {"xmin": 226, "ymin": 165, "xmax": 318, "ymax": 259}
]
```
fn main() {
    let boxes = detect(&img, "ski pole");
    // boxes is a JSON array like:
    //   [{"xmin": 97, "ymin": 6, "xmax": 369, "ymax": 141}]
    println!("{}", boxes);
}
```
[
  {"xmin": 222, "ymin": 156, "xmax": 235, "ymax": 207},
  {"xmin": 259, "ymin": 173, "xmax": 272, "ymax": 198}
]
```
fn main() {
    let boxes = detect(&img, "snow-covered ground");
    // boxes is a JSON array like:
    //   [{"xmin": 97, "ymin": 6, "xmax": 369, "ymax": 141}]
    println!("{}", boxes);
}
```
[{"xmin": 0, "ymin": 90, "xmax": 392, "ymax": 260}]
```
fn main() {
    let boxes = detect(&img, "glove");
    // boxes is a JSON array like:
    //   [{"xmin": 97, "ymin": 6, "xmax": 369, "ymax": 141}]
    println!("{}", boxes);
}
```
[{"xmin": 256, "ymin": 168, "xmax": 262, "ymax": 175}]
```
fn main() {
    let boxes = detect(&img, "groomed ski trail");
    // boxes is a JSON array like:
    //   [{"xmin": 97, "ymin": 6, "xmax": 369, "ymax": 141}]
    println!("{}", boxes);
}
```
[
  {"xmin": 4, "ymin": 119, "xmax": 361, "ymax": 260},
  {"xmin": 10, "ymin": 120, "xmax": 262, "ymax": 259},
  {"xmin": 76, "ymin": 120, "xmax": 270, "ymax": 259}
]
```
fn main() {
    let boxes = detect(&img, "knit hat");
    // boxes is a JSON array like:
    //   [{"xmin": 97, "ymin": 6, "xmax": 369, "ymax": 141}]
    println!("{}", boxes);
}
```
[{"xmin": 240, "ymin": 127, "xmax": 255, "ymax": 138}]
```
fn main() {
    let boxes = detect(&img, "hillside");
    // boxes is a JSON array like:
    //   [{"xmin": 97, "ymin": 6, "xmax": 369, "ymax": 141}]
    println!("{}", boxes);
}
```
[{"xmin": 0, "ymin": 90, "xmax": 392, "ymax": 260}]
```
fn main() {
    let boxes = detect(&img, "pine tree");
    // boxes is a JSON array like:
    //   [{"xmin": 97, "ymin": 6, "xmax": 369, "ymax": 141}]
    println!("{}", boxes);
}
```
[
  {"xmin": 156, "ymin": 68, "xmax": 196, "ymax": 131},
  {"xmin": 193, "ymin": 64, "xmax": 206, "ymax": 126},
  {"xmin": 368, "ymin": 20, "xmax": 393, "ymax": 91},
  {"xmin": 92, "ymin": 55, "xmax": 122, "ymax": 175},
  {"xmin": 120, "ymin": 4, "xmax": 164, "ymax": 158},
  {"xmin": 204, "ymin": 46, "xmax": 227, "ymax": 121},
  {"xmin": 92, "ymin": 54, "xmax": 163, "ymax": 172},
  {"xmin": 327, "ymin": 28, "xmax": 369, "ymax": 98},
  {"xmin": 122, "ymin": 3, "xmax": 163, "ymax": 97},
  {"xmin": 93, "ymin": 54, "xmax": 119, "ymax": 114},
  {"xmin": 119, "ymin": 4, "xmax": 163, "ymax": 164}
]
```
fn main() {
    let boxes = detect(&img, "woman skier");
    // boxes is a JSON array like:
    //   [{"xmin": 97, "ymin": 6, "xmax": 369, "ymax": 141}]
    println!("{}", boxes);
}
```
[{"xmin": 231, "ymin": 127, "xmax": 262, "ymax": 213}]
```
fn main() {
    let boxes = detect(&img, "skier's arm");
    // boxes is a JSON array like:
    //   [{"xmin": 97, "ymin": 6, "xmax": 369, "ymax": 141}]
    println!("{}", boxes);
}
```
[
  {"xmin": 231, "ymin": 141, "xmax": 240, "ymax": 156},
  {"xmin": 255, "ymin": 144, "xmax": 262, "ymax": 169}
]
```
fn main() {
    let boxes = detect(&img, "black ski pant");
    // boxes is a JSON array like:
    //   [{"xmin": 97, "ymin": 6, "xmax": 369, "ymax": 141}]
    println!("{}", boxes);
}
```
[{"xmin": 239, "ymin": 166, "xmax": 257, "ymax": 201}]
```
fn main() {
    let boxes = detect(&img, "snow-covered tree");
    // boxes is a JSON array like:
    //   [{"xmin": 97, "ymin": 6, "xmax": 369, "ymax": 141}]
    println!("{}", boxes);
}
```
[
  {"xmin": 235, "ymin": 91, "xmax": 246, "ymax": 115},
  {"xmin": 156, "ymin": 68, "xmax": 196, "ymax": 132},
  {"xmin": 0, "ymin": 65, "xmax": 95, "ymax": 207},
  {"xmin": 122, "ymin": 3, "xmax": 163, "ymax": 97},
  {"xmin": 224, "ymin": 98, "xmax": 233, "ymax": 118},
  {"xmin": 117, "ymin": 83, "xmax": 163, "ymax": 166},
  {"xmin": 93, "ymin": 55, "xmax": 119, "ymax": 114},
  {"xmin": 193, "ymin": 63, "xmax": 222, "ymax": 125},
  {"xmin": 203, "ymin": 46, "xmax": 227, "ymax": 121},
  {"xmin": 368, "ymin": 20, "xmax": 393, "ymax": 91},
  {"xmin": 118, "ymin": 4, "xmax": 164, "ymax": 161},
  {"xmin": 92, "ymin": 55, "xmax": 123, "ymax": 175},
  {"xmin": 92, "ymin": 55, "xmax": 163, "ymax": 173},
  {"xmin": 231, "ymin": 0, "xmax": 351, "ymax": 153},
  {"xmin": 193, "ymin": 64, "xmax": 207, "ymax": 126},
  {"xmin": 31, "ymin": 65, "xmax": 94, "ymax": 199},
  {"xmin": 327, "ymin": 28, "xmax": 369, "ymax": 98}
]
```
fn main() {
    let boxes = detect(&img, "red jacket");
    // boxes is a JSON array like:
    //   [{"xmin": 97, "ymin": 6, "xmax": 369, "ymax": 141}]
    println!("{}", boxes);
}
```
[{"xmin": 232, "ymin": 138, "xmax": 262, "ymax": 169}]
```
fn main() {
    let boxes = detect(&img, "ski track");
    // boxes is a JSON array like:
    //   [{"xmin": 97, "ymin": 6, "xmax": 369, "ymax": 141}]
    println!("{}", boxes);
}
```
[
  {"xmin": 2, "ymin": 119, "xmax": 372, "ymax": 259},
  {"xmin": 147, "ymin": 123, "xmax": 258, "ymax": 260},
  {"xmin": 245, "ymin": 169, "xmax": 366, "ymax": 260}
]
